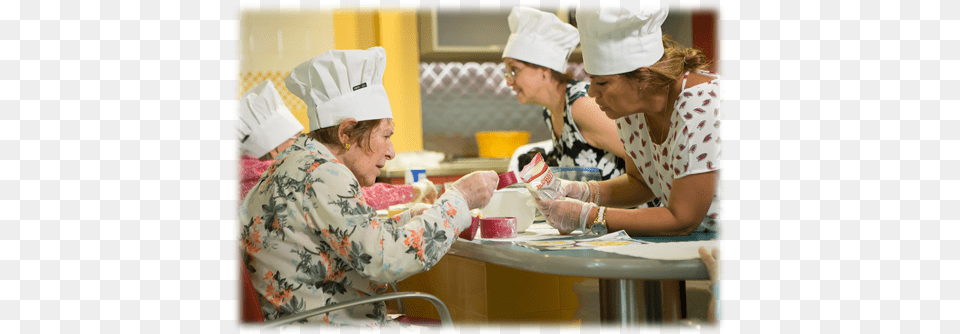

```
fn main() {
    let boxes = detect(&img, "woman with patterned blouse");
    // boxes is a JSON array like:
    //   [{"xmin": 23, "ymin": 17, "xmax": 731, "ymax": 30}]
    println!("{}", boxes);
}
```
[
  {"xmin": 240, "ymin": 47, "xmax": 498, "ymax": 327},
  {"xmin": 535, "ymin": 5, "xmax": 721, "ymax": 238},
  {"xmin": 236, "ymin": 80, "xmax": 439, "ymax": 209},
  {"xmin": 501, "ymin": 7, "xmax": 628, "ymax": 182}
]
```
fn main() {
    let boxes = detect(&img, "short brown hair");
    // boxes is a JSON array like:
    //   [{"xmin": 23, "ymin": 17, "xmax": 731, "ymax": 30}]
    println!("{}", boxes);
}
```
[
  {"xmin": 308, "ymin": 119, "xmax": 383, "ymax": 152},
  {"xmin": 621, "ymin": 34, "xmax": 712, "ymax": 93}
]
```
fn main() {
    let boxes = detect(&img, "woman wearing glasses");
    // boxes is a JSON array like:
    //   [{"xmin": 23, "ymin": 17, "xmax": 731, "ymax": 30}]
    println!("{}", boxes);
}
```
[{"xmin": 501, "ymin": 6, "xmax": 630, "ymax": 184}]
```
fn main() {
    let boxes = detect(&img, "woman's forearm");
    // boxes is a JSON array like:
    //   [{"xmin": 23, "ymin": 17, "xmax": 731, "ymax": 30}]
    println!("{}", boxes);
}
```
[
  {"xmin": 599, "ymin": 171, "xmax": 718, "ymax": 237},
  {"xmin": 361, "ymin": 183, "xmax": 416, "ymax": 210},
  {"xmin": 597, "ymin": 173, "xmax": 655, "ymax": 208},
  {"xmin": 602, "ymin": 206, "xmax": 699, "ymax": 237}
]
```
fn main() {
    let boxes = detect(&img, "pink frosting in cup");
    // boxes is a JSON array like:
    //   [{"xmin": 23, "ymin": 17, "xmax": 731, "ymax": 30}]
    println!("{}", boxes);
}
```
[{"xmin": 480, "ymin": 217, "xmax": 517, "ymax": 239}]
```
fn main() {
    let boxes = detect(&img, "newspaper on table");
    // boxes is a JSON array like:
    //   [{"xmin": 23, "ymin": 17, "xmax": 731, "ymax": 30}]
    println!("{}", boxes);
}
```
[{"xmin": 514, "ymin": 230, "xmax": 647, "ymax": 251}]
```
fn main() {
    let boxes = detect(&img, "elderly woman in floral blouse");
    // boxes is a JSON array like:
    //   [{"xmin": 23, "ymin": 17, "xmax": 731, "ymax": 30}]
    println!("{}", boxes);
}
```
[
  {"xmin": 240, "ymin": 47, "xmax": 497, "ymax": 327},
  {"xmin": 236, "ymin": 79, "xmax": 438, "ymax": 209}
]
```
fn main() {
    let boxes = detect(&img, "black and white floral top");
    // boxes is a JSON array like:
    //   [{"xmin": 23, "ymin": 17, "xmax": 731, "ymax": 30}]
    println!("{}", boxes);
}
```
[
  {"xmin": 542, "ymin": 80, "xmax": 626, "ymax": 181},
  {"xmin": 239, "ymin": 134, "xmax": 472, "ymax": 327}
]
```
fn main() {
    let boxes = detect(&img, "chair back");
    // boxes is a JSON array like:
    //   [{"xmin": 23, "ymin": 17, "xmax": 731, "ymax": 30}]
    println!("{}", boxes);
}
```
[{"xmin": 241, "ymin": 264, "xmax": 265, "ymax": 322}]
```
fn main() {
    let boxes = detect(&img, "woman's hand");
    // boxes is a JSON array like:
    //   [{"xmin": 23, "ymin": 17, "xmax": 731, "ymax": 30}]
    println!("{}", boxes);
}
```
[
  {"xmin": 698, "ymin": 246, "xmax": 718, "ymax": 282},
  {"xmin": 698, "ymin": 246, "xmax": 719, "ymax": 323},
  {"xmin": 535, "ymin": 197, "xmax": 596, "ymax": 235},
  {"xmin": 557, "ymin": 179, "xmax": 585, "ymax": 200},
  {"xmin": 451, "ymin": 171, "xmax": 498, "ymax": 209},
  {"xmin": 555, "ymin": 179, "xmax": 601, "ymax": 204}
]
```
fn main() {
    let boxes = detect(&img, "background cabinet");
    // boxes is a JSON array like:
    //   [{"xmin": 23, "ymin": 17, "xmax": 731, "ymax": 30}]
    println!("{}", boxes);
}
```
[{"xmin": 418, "ymin": 6, "xmax": 697, "ymax": 63}]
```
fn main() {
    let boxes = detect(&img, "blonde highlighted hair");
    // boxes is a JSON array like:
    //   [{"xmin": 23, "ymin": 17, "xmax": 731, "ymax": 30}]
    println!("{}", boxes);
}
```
[{"xmin": 622, "ymin": 35, "xmax": 712, "ymax": 92}]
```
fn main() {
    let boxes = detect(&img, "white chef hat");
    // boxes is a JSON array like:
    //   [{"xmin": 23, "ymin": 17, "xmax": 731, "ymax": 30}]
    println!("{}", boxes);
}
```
[
  {"xmin": 284, "ymin": 46, "xmax": 393, "ymax": 132},
  {"xmin": 502, "ymin": 6, "xmax": 580, "ymax": 73},
  {"xmin": 237, "ymin": 80, "xmax": 304, "ymax": 158},
  {"xmin": 576, "ymin": 2, "xmax": 669, "ymax": 75}
]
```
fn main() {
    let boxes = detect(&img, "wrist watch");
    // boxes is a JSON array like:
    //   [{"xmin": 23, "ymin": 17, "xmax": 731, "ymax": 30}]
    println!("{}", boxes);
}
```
[{"xmin": 588, "ymin": 206, "xmax": 608, "ymax": 235}]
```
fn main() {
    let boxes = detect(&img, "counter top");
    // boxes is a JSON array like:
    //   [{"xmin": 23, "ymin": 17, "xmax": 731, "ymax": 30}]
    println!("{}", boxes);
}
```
[
  {"xmin": 448, "ymin": 223, "xmax": 710, "ymax": 280},
  {"xmin": 379, "ymin": 157, "xmax": 510, "ymax": 178}
]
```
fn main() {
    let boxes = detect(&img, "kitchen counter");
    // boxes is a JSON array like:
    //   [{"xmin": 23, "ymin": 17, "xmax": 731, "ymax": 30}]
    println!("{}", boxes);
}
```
[
  {"xmin": 378, "ymin": 157, "xmax": 510, "ymax": 179},
  {"xmin": 397, "ymin": 223, "xmax": 710, "ymax": 325}
]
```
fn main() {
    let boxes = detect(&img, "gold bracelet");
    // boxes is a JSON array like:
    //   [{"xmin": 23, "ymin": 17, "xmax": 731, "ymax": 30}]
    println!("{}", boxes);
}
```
[{"xmin": 588, "ymin": 180, "xmax": 600, "ymax": 204}]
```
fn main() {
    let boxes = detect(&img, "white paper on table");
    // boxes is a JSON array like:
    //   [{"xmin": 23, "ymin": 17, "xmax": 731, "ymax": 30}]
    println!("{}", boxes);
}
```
[
  {"xmin": 512, "ymin": 230, "xmax": 642, "ymax": 251},
  {"xmin": 594, "ymin": 240, "xmax": 718, "ymax": 260},
  {"xmin": 573, "ymin": 230, "xmax": 640, "ymax": 243},
  {"xmin": 469, "ymin": 222, "xmax": 575, "ymax": 243}
]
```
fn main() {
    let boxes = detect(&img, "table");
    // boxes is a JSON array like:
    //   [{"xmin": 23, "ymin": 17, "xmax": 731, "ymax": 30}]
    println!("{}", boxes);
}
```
[{"xmin": 447, "ymin": 225, "xmax": 711, "ymax": 327}]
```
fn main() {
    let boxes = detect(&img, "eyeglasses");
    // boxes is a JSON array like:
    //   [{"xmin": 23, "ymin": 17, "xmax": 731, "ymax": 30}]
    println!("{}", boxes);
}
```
[{"xmin": 503, "ymin": 66, "xmax": 522, "ymax": 81}]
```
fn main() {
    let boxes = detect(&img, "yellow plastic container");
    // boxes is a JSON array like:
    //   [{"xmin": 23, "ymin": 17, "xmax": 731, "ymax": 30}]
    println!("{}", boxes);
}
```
[{"xmin": 475, "ymin": 131, "xmax": 531, "ymax": 158}]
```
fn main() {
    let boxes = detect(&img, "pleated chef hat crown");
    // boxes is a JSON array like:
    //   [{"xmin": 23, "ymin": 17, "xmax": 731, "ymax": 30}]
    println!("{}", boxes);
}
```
[
  {"xmin": 284, "ymin": 46, "xmax": 393, "ymax": 132},
  {"xmin": 576, "ymin": 2, "xmax": 669, "ymax": 75},
  {"xmin": 502, "ymin": 6, "xmax": 580, "ymax": 73},
  {"xmin": 237, "ymin": 80, "xmax": 304, "ymax": 158}
]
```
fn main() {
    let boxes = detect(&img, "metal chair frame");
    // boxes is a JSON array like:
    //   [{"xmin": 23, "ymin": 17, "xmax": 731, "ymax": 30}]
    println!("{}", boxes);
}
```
[
  {"xmin": 260, "ymin": 290, "xmax": 453, "ymax": 329},
  {"xmin": 246, "ymin": 273, "xmax": 451, "ymax": 329}
]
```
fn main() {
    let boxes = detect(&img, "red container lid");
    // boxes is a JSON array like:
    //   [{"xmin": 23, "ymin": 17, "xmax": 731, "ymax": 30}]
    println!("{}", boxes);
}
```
[
  {"xmin": 458, "ymin": 215, "xmax": 481, "ymax": 241},
  {"xmin": 497, "ymin": 171, "xmax": 519, "ymax": 190}
]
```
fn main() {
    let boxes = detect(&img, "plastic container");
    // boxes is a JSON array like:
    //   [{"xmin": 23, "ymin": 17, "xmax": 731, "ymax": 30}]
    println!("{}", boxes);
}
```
[
  {"xmin": 549, "ymin": 166, "xmax": 602, "ymax": 182},
  {"xmin": 480, "ymin": 188, "xmax": 535, "ymax": 232},
  {"xmin": 480, "ymin": 217, "xmax": 517, "ymax": 239},
  {"xmin": 404, "ymin": 169, "xmax": 427, "ymax": 184},
  {"xmin": 475, "ymin": 131, "xmax": 531, "ymax": 158}
]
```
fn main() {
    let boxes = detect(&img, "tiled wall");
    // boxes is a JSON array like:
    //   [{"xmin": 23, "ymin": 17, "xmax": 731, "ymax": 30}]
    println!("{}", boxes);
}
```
[
  {"xmin": 238, "ymin": 61, "xmax": 592, "ymax": 159},
  {"xmin": 419, "ymin": 62, "xmax": 590, "ymax": 159},
  {"xmin": 239, "ymin": 10, "xmax": 336, "ymax": 135},
  {"xmin": 238, "ymin": 71, "xmax": 310, "ymax": 133}
]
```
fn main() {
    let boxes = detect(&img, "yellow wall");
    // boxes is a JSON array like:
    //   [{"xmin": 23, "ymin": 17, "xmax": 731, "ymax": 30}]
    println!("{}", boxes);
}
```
[
  {"xmin": 334, "ymin": 9, "xmax": 423, "ymax": 152},
  {"xmin": 240, "ymin": 9, "xmax": 424, "ymax": 152},
  {"xmin": 375, "ymin": 11, "xmax": 423, "ymax": 152},
  {"xmin": 239, "ymin": 10, "xmax": 336, "ymax": 132},
  {"xmin": 240, "ymin": 10, "xmax": 336, "ymax": 72},
  {"xmin": 332, "ymin": 10, "xmax": 378, "ymax": 50}
]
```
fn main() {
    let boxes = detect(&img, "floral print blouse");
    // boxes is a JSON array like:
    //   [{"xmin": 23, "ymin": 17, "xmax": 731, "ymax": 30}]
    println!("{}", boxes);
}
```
[
  {"xmin": 617, "ymin": 71, "xmax": 722, "ymax": 233},
  {"xmin": 542, "ymin": 79, "xmax": 627, "ymax": 181},
  {"xmin": 241, "ymin": 155, "xmax": 419, "ymax": 210},
  {"xmin": 239, "ymin": 134, "xmax": 472, "ymax": 327}
]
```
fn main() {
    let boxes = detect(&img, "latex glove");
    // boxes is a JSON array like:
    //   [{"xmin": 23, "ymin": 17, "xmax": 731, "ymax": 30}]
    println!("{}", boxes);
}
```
[
  {"xmin": 450, "ymin": 170, "xmax": 498, "ymax": 209},
  {"xmin": 557, "ymin": 179, "xmax": 590, "ymax": 201},
  {"xmin": 535, "ymin": 197, "xmax": 596, "ymax": 235},
  {"xmin": 412, "ymin": 180, "xmax": 438, "ymax": 204}
]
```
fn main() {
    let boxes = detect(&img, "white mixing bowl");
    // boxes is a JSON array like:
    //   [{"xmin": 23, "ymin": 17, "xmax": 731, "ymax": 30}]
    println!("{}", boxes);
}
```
[{"xmin": 479, "ymin": 188, "xmax": 535, "ymax": 232}]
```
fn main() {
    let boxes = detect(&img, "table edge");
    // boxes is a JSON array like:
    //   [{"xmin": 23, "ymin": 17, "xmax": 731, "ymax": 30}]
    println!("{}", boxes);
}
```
[{"xmin": 448, "ymin": 240, "xmax": 710, "ymax": 280}]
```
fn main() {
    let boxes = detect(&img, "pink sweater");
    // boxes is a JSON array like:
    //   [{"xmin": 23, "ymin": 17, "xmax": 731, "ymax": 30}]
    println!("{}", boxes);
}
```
[{"xmin": 239, "ymin": 155, "xmax": 416, "ymax": 210}]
